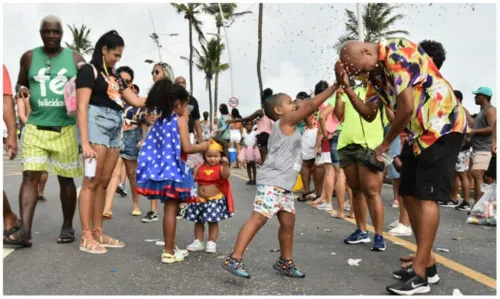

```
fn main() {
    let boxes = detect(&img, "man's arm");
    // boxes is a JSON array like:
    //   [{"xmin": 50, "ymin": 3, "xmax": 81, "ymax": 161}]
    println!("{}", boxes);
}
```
[
  {"xmin": 465, "ymin": 108, "xmax": 474, "ymax": 128},
  {"xmin": 334, "ymin": 90, "xmax": 345, "ymax": 121},
  {"xmin": 3, "ymin": 65, "xmax": 18, "ymax": 159},
  {"xmin": 73, "ymin": 51, "xmax": 86, "ymax": 66},
  {"xmin": 16, "ymin": 50, "xmax": 32, "ymax": 92},
  {"xmin": 381, "ymin": 87, "xmax": 414, "ymax": 149},
  {"xmin": 492, "ymin": 119, "xmax": 496, "ymax": 154},
  {"xmin": 470, "ymin": 108, "xmax": 496, "ymax": 135},
  {"xmin": 228, "ymin": 109, "xmax": 263, "ymax": 123},
  {"xmin": 385, "ymin": 105, "xmax": 395, "ymax": 123},
  {"xmin": 343, "ymin": 85, "xmax": 380, "ymax": 122}
]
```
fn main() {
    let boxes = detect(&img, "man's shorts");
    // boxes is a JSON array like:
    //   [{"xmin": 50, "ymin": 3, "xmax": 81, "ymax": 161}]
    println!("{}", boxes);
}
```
[
  {"xmin": 485, "ymin": 154, "xmax": 496, "ymax": 180},
  {"xmin": 399, "ymin": 133, "xmax": 463, "ymax": 201},
  {"xmin": 253, "ymin": 184, "xmax": 295, "ymax": 218},
  {"xmin": 21, "ymin": 124, "xmax": 82, "ymax": 178},
  {"xmin": 472, "ymin": 151, "xmax": 492, "ymax": 171},
  {"xmin": 455, "ymin": 148, "xmax": 472, "ymax": 173}
]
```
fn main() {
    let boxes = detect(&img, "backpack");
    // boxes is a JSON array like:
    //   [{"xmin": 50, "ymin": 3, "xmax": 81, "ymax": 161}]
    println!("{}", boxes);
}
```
[{"xmin": 64, "ymin": 64, "xmax": 98, "ymax": 117}]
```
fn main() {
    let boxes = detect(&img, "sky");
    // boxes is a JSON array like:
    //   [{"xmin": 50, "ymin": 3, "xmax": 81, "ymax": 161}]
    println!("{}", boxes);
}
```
[{"xmin": 2, "ymin": 2, "xmax": 497, "ymax": 117}]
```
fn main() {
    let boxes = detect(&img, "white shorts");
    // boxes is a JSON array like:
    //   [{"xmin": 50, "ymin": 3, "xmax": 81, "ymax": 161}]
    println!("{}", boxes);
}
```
[
  {"xmin": 230, "ymin": 130, "xmax": 241, "ymax": 143},
  {"xmin": 301, "ymin": 128, "xmax": 318, "ymax": 160},
  {"xmin": 455, "ymin": 148, "xmax": 472, "ymax": 173},
  {"xmin": 253, "ymin": 184, "xmax": 295, "ymax": 218},
  {"xmin": 315, "ymin": 152, "xmax": 332, "ymax": 165}
]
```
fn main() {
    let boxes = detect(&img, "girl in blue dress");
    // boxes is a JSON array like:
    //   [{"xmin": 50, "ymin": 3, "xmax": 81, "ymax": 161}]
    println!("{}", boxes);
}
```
[{"xmin": 136, "ymin": 78, "xmax": 208, "ymax": 264}]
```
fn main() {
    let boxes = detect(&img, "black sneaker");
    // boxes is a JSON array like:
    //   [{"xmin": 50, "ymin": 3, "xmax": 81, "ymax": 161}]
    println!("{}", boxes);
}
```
[
  {"xmin": 38, "ymin": 195, "xmax": 46, "ymax": 202},
  {"xmin": 176, "ymin": 205, "xmax": 187, "ymax": 219},
  {"xmin": 272, "ymin": 258, "xmax": 305, "ymax": 278},
  {"xmin": 455, "ymin": 201, "xmax": 471, "ymax": 211},
  {"xmin": 246, "ymin": 180, "xmax": 252, "ymax": 185},
  {"xmin": 116, "ymin": 184, "xmax": 128, "ymax": 197},
  {"xmin": 250, "ymin": 180, "xmax": 256, "ymax": 185},
  {"xmin": 386, "ymin": 274, "xmax": 430, "ymax": 295},
  {"xmin": 439, "ymin": 200, "xmax": 458, "ymax": 208},
  {"xmin": 392, "ymin": 264, "xmax": 440, "ymax": 284},
  {"xmin": 142, "ymin": 211, "xmax": 159, "ymax": 223}
]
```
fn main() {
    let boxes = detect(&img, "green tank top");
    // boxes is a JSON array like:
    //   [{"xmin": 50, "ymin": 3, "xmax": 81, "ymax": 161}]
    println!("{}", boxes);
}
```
[{"xmin": 27, "ymin": 47, "xmax": 77, "ymax": 126}]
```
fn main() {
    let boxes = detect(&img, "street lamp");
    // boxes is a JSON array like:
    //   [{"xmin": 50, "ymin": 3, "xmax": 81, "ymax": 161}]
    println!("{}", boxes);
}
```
[
  {"xmin": 356, "ymin": 3, "xmax": 364, "ymax": 41},
  {"xmin": 217, "ymin": 3, "xmax": 235, "ymax": 97}
]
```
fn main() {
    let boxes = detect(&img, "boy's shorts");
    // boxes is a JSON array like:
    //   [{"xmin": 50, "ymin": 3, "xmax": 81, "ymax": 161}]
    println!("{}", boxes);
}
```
[{"xmin": 253, "ymin": 184, "xmax": 295, "ymax": 218}]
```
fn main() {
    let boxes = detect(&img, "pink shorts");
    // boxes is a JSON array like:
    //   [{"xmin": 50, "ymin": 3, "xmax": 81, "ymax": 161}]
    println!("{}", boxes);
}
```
[{"xmin": 238, "ymin": 146, "xmax": 261, "ymax": 163}]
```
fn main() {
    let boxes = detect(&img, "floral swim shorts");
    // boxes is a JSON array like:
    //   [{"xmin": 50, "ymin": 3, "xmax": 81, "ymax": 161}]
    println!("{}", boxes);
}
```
[
  {"xmin": 456, "ymin": 148, "xmax": 472, "ymax": 173},
  {"xmin": 253, "ymin": 184, "xmax": 295, "ymax": 218}
]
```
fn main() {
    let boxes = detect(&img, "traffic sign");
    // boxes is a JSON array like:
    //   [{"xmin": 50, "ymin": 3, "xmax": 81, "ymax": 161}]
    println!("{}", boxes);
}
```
[{"xmin": 228, "ymin": 97, "xmax": 239, "ymax": 108}]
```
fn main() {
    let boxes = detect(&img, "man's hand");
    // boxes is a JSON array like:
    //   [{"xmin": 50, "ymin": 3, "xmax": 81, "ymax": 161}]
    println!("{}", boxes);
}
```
[
  {"xmin": 492, "ymin": 141, "xmax": 497, "ymax": 154},
  {"xmin": 5, "ymin": 135, "xmax": 17, "ymax": 160},
  {"xmin": 374, "ymin": 140, "xmax": 391, "ymax": 163},
  {"xmin": 16, "ymin": 86, "xmax": 30, "ymax": 100},
  {"xmin": 335, "ymin": 60, "xmax": 350, "ymax": 88}
]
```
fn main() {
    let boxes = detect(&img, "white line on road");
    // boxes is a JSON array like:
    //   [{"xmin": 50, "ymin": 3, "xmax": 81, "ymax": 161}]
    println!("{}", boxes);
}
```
[{"xmin": 3, "ymin": 248, "xmax": 15, "ymax": 258}]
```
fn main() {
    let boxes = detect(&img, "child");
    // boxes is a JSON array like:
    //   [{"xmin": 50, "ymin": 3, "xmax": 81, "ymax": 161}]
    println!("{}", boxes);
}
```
[
  {"xmin": 238, "ymin": 121, "xmax": 261, "ymax": 185},
  {"xmin": 185, "ymin": 138, "xmax": 234, "ymax": 253},
  {"xmin": 136, "ymin": 78, "xmax": 208, "ymax": 264},
  {"xmin": 222, "ymin": 81, "xmax": 340, "ymax": 279},
  {"xmin": 311, "ymin": 122, "xmax": 335, "ymax": 211}
]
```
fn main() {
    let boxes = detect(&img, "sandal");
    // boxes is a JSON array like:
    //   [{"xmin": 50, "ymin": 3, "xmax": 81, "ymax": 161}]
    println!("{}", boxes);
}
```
[
  {"xmin": 4, "ymin": 219, "xmax": 21, "ymax": 238},
  {"xmin": 57, "ymin": 227, "xmax": 75, "ymax": 244},
  {"xmin": 298, "ymin": 191, "xmax": 316, "ymax": 202},
  {"xmin": 103, "ymin": 213, "xmax": 112, "ymax": 220},
  {"xmin": 332, "ymin": 212, "xmax": 345, "ymax": 219},
  {"xmin": 131, "ymin": 210, "xmax": 142, "ymax": 216},
  {"xmin": 79, "ymin": 231, "xmax": 107, "ymax": 254},
  {"xmin": 92, "ymin": 228, "xmax": 125, "ymax": 248},
  {"xmin": 161, "ymin": 250, "xmax": 184, "ymax": 264},
  {"xmin": 3, "ymin": 228, "xmax": 32, "ymax": 247}
]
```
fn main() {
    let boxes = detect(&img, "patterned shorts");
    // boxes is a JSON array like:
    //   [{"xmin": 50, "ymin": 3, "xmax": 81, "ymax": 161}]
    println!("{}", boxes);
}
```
[
  {"xmin": 456, "ymin": 148, "xmax": 472, "ymax": 173},
  {"xmin": 184, "ymin": 193, "xmax": 233, "ymax": 224},
  {"xmin": 253, "ymin": 185, "xmax": 295, "ymax": 218}
]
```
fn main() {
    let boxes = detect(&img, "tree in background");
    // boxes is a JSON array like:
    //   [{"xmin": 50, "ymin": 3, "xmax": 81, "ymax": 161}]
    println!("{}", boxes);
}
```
[
  {"xmin": 64, "ymin": 24, "xmax": 93, "ymax": 58},
  {"xmin": 171, "ymin": 3, "xmax": 206, "ymax": 95},
  {"xmin": 203, "ymin": 3, "xmax": 251, "ymax": 119}
]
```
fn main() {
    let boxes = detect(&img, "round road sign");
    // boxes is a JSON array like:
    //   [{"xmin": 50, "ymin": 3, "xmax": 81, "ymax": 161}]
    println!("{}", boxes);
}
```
[{"xmin": 228, "ymin": 97, "xmax": 239, "ymax": 108}]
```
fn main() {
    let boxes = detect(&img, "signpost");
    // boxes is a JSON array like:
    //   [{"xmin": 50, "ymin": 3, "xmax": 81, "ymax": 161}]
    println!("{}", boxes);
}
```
[{"xmin": 228, "ymin": 97, "xmax": 239, "ymax": 108}]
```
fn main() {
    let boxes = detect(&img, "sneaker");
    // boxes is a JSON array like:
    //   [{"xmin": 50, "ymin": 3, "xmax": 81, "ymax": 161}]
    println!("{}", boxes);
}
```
[
  {"xmin": 273, "ymin": 258, "xmax": 306, "ymax": 278},
  {"xmin": 176, "ymin": 205, "xmax": 187, "ymax": 219},
  {"xmin": 344, "ymin": 203, "xmax": 351, "ymax": 212},
  {"xmin": 246, "ymin": 180, "xmax": 252, "ymax": 185},
  {"xmin": 344, "ymin": 229, "xmax": 370, "ymax": 244},
  {"xmin": 161, "ymin": 249, "xmax": 184, "ymax": 264},
  {"xmin": 439, "ymin": 200, "xmax": 458, "ymax": 208},
  {"xmin": 142, "ymin": 211, "xmax": 159, "ymax": 223},
  {"xmin": 386, "ymin": 274, "xmax": 430, "ymax": 295},
  {"xmin": 388, "ymin": 223, "xmax": 412, "ymax": 237},
  {"xmin": 392, "ymin": 200, "xmax": 400, "ymax": 208},
  {"xmin": 116, "ymin": 184, "xmax": 128, "ymax": 197},
  {"xmin": 38, "ymin": 195, "xmax": 46, "ymax": 202},
  {"xmin": 318, "ymin": 202, "xmax": 333, "ymax": 211},
  {"xmin": 371, "ymin": 233, "xmax": 387, "ymax": 251},
  {"xmin": 205, "ymin": 241, "xmax": 216, "ymax": 253},
  {"xmin": 187, "ymin": 239, "xmax": 205, "ymax": 252},
  {"xmin": 175, "ymin": 246, "xmax": 189, "ymax": 257},
  {"xmin": 221, "ymin": 255, "xmax": 251, "ymax": 278},
  {"xmin": 388, "ymin": 219, "xmax": 400, "ymax": 229},
  {"xmin": 392, "ymin": 264, "xmax": 440, "ymax": 284},
  {"xmin": 455, "ymin": 201, "xmax": 471, "ymax": 211}
]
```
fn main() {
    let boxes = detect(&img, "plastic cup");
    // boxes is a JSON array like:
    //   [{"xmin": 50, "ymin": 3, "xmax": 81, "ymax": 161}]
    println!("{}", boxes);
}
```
[
  {"xmin": 84, "ymin": 158, "xmax": 97, "ymax": 179},
  {"xmin": 380, "ymin": 153, "xmax": 394, "ymax": 166}
]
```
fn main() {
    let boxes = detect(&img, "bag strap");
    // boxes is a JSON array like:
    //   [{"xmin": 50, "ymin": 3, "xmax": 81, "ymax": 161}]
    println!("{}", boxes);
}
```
[{"xmin": 358, "ymin": 96, "xmax": 384, "ymax": 150}]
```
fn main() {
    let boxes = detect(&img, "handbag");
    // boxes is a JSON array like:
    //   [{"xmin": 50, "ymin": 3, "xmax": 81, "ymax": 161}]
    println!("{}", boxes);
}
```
[{"xmin": 359, "ymin": 103, "xmax": 385, "ymax": 172}]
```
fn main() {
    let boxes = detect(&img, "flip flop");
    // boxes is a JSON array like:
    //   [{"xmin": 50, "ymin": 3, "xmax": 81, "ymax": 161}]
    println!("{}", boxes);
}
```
[
  {"xmin": 132, "ymin": 210, "xmax": 142, "ymax": 216},
  {"xmin": 103, "ymin": 213, "xmax": 113, "ymax": 220},
  {"xmin": 57, "ymin": 227, "xmax": 75, "ymax": 244},
  {"xmin": 3, "ymin": 228, "xmax": 32, "ymax": 247}
]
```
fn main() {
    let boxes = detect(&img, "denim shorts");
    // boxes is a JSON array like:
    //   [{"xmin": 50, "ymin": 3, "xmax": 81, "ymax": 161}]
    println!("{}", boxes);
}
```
[
  {"xmin": 385, "ymin": 126, "xmax": 402, "ymax": 180},
  {"xmin": 329, "ymin": 131, "xmax": 341, "ymax": 166},
  {"xmin": 87, "ymin": 105, "xmax": 122, "ymax": 148},
  {"xmin": 121, "ymin": 127, "xmax": 142, "ymax": 160}
]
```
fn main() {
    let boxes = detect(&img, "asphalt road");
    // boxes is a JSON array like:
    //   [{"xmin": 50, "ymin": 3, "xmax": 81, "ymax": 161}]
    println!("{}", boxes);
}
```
[{"xmin": 2, "ymin": 157, "xmax": 497, "ymax": 295}]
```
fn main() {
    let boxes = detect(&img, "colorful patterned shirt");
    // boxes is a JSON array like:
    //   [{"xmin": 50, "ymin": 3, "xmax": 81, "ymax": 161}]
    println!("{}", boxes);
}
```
[{"xmin": 366, "ymin": 38, "xmax": 468, "ymax": 155}]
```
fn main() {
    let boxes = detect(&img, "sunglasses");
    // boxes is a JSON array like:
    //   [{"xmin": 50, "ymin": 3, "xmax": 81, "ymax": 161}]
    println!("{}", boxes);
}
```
[
  {"xmin": 151, "ymin": 70, "xmax": 162, "ymax": 75},
  {"xmin": 122, "ymin": 79, "xmax": 132, "ymax": 85},
  {"xmin": 45, "ymin": 59, "xmax": 51, "ymax": 76}
]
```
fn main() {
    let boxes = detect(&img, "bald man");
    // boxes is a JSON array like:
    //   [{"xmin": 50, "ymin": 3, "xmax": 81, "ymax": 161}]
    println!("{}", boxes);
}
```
[
  {"xmin": 7, "ymin": 15, "xmax": 85, "ymax": 247},
  {"xmin": 335, "ymin": 39, "xmax": 468, "ymax": 295},
  {"xmin": 175, "ymin": 76, "xmax": 202, "ymax": 143}
]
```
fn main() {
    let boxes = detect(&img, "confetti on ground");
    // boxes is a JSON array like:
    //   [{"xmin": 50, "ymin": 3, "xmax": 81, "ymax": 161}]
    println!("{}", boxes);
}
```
[
  {"xmin": 145, "ymin": 239, "xmax": 160, "ymax": 242},
  {"xmin": 331, "ymin": 252, "xmax": 336, "ymax": 255},
  {"xmin": 393, "ymin": 242, "xmax": 404, "ymax": 245},
  {"xmin": 347, "ymin": 258, "xmax": 362, "ymax": 266},
  {"xmin": 437, "ymin": 248, "xmax": 450, "ymax": 252},
  {"xmin": 270, "ymin": 249, "xmax": 280, "ymax": 252},
  {"xmin": 155, "ymin": 241, "xmax": 165, "ymax": 246},
  {"xmin": 324, "ymin": 229, "xmax": 332, "ymax": 232},
  {"xmin": 453, "ymin": 289, "xmax": 463, "ymax": 296}
]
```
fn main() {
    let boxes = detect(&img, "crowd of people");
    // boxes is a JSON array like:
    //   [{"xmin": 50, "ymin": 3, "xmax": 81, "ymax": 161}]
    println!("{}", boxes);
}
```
[{"xmin": 2, "ymin": 14, "xmax": 497, "ymax": 296}]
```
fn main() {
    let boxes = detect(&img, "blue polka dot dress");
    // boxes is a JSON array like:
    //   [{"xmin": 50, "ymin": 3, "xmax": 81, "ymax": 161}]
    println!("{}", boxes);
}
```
[{"xmin": 135, "ymin": 114, "xmax": 196, "ymax": 202}]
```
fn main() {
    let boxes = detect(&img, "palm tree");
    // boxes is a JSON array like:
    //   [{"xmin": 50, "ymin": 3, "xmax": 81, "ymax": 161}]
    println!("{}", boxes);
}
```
[
  {"xmin": 257, "ymin": 3, "xmax": 264, "ymax": 97},
  {"xmin": 203, "ymin": 3, "xmax": 251, "ymax": 118},
  {"xmin": 182, "ymin": 38, "xmax": 229, "ymax": 122},
  {"xmin": 171, "ymin": 3, "xmax": 206, "ymax": 95},
  {"xmin": 64, "ymin": 24, "xmax": 93, "ymax": 58},
  {"xmin": 333, "ymin": 3, "xmax": 409, "ymax": 50}
]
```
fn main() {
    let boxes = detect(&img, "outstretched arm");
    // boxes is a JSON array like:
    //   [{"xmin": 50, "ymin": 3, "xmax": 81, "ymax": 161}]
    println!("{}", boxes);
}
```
[{"xmin": 228, "ymin": 109, "xmax": 264, "ymax": 124}]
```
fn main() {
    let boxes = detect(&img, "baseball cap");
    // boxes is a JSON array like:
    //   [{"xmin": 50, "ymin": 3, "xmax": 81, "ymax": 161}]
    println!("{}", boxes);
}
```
[{"xmin": 472, "ymin": 87, "xmax": 493, "ymax": 97}]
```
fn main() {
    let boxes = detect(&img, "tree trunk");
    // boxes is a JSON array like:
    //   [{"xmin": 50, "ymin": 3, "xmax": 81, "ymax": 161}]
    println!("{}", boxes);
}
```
[
  {"xmin": 214, "ymin": 26, "xmax": 221, "ymax": 121},
  {"xmin": 257, "ymin": 3, "xmax": 264, "ymax": 99},
  {"xmin": 189, "ymin": 19, "xmax": 194, "ymax": 95},
  {"xmin": 208, "ymin": 79, "xmax": 213, "ymax": 124}
]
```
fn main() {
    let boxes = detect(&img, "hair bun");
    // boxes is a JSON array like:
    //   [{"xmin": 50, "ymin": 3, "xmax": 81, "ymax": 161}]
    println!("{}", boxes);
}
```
[{"xmin": 263, "ymin": 88, "xmax": 273, "ymax": 97}]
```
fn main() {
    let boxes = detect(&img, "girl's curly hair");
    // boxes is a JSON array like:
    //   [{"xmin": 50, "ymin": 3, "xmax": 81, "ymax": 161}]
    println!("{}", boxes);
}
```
[{"xmin": 145, "ymin": 77, "xmax": 189, "ymax": 120}]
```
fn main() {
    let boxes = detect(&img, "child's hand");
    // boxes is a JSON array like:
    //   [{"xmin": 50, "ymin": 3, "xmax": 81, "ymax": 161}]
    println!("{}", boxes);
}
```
[{"xmin": 221, "ymin": 157, "xmax": 229, "ymax": 165}]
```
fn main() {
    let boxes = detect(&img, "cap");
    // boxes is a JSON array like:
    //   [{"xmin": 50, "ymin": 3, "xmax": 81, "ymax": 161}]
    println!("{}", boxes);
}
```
[
  {"xmin": 454, "ymin": 90, "xmax": 463, "ymax": 100},
  {"xmin": 472, "ymin": 87, "xmax": 493, "ymax": 97}
]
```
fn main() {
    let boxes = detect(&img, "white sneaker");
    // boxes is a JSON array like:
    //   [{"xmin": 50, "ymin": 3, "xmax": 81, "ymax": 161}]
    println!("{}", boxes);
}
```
[
  {"xmin": 387, "ymin": 219, "xmax": 399, "ymax": 229},
  {"xmin": 175, "ymin": 246, "xmax": 189, "ymax": 257},
  {"xmin": 388, "ymin": 223, "xmax": 412, "ymax": 237},
  {"xmin": 344, "ymin": 203, "xmax": 351, "ymax": 211},
  {"xmin": 205, "ymin": 241, "xmax": 216, "ymax": 253},
  {"xmin": 186, "ymin": 239, "xmax": 205, "ymax": 252},
  {"xmin": 318, "ymin": 202, "xmax": 333, "ymax": 211}
]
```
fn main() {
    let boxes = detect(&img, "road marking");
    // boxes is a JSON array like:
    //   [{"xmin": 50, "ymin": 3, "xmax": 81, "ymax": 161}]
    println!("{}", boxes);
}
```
[
  {"xmin": 230, "ymin": 172, "xmax": 497, "ymax": 290},
  {"xmin": 3, "ymin": 248, "xmax": 15, "ymax": 259}
]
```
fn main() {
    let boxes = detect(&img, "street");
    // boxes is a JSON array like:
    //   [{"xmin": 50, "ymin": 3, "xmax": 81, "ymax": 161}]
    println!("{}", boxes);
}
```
[{"xmin": 2, "ymin": 156, "xmax": 497, "ymax": 295}]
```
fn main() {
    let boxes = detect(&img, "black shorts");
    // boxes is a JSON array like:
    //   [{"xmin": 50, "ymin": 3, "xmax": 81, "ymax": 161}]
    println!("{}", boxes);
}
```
[
  {"xmin": 256, "ymin": 132, "xmax": 269, "ymax": 149},
  {"xmin": 399, "ymin": 133, "xmax": 464, "ymax": 201},
  {"xmin": 485, "ymin": 154, "xmax": 496, "ymax": 180}
]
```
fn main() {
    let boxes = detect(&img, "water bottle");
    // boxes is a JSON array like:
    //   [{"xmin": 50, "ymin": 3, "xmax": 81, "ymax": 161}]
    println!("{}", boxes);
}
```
[{"xmin": 380, "ymin": 153, "xmax": 394, "ymax": 166}]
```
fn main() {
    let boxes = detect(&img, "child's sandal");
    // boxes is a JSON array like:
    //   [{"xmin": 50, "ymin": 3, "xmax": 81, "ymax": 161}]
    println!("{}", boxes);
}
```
[{"xmin": 161, "ymin": 250, "xmax": 184, "ymax": 264}]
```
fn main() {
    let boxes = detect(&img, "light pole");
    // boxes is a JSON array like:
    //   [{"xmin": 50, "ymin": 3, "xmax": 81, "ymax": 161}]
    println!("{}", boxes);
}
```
[
  {"xmin": 356, "ymin": 3, "xmax": 364, "ymax": 41},
  {"xmin": 217, "ymin": 3, "xmax": 235, "ymax": 97}
]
